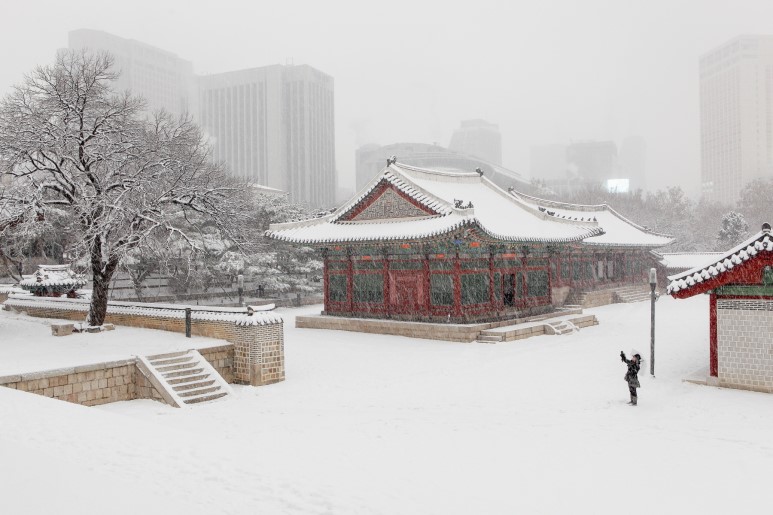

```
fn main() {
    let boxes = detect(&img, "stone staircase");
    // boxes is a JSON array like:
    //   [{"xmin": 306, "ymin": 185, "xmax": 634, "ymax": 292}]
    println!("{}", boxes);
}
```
[
  {"xmin": 475, "ymin": 313, "xmax": 597, "ymax": 343},
  {"xmin": 612, "ymin": 285, "xmax": 652, "ymax": 303},
  {"xmin": 565, "ymin": 284, "xmax": 652, "ymax": 308},
  {"xmin": 545, "ymin": 319, "xmax": 579, "ymax": 335},
  {"xmin": 136, "ymin": 350, "xmax": 233, "ymax": 407}
]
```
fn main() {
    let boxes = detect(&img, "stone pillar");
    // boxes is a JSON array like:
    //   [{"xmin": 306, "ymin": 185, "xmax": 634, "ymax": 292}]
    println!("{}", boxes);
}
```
[{"xmin": 233, "ymin": 321, "xmax": 285, "ymax": 386}]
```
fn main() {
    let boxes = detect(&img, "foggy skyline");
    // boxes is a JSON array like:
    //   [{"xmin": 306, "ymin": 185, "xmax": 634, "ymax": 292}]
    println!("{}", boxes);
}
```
[{"xmin": 2, "ymin": 0, "xmax": 771, "ymax": 197}]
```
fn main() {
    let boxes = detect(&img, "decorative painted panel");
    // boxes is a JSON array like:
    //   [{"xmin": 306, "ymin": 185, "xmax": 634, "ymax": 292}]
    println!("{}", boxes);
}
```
[{"xmin": 351, "ymin": 188, "xmax": 434, "ymax": 221}]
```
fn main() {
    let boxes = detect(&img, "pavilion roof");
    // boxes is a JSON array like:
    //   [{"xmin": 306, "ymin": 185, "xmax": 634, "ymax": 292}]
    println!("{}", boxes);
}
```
[
  {"xmin": 667, "ymin": 228, "xmax": 773, "ymax": 296},
  {"xmin": 266, "ymin": 162, "xmax": 672, "ymax": 247}
]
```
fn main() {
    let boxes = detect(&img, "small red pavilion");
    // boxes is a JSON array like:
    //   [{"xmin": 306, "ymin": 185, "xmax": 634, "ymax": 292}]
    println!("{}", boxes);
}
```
[{"xmin": 668, "ymin": 224, "xmax": 773, "ymax": 393}]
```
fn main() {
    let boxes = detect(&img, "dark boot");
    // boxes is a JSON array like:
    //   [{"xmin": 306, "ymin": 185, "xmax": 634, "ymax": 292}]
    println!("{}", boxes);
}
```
[
  {"xmin": 627, "ymin": 394, "xmax": 633, "ymax": 405},
  {"xmin": 631, "ymin": 395, "xmax": 637, "ymax": 406}
]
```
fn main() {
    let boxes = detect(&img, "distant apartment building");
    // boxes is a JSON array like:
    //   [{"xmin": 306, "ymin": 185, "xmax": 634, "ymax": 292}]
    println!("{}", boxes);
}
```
[
  {"xmin": 700, "ymin": 35, "xmax": 773, "ymax": 205},
  {"xmin": 68, "ymin": 29, "xmax": 195, "ymax": 118},
  {"xmin": 68, "ymin": 30, "xmax": 336, "ymax": 209},
  {"xmin": 198, "ymin": 65, "xmax": 335, "ymax": 208},
  {"xmin": 530, "ymin": 139, "xmax": 646, "ymax": 197},
  {"xmin": 448, "ymin": 119, "xmax": 502, "ymax": 165},
  {"xmin": 355, "ymin": 142, "xmax": 530, "ymax": 193}
]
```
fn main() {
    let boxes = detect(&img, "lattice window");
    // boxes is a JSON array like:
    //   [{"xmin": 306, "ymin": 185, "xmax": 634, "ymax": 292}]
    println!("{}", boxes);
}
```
[
  {"xmin": 462, "ymin": 274, "xmax": 489, "ymax": 305},
  {"xmin": 353, "ymin": 273, "xmax": 384, "ymax": 303},
  {"xmin": 328, "ymin": 274, "xmax": 347, "ymax": 302},
  {"xmin": 430, "ymin": 274, "xmax": 453, "ymax": 306}
]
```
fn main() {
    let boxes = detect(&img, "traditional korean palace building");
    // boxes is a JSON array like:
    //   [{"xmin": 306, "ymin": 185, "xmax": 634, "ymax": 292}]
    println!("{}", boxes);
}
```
[
  {"xmin": 268, "ymin": 161, "xmax": 673, "ymax": 323},
  {"xmin": 668, "ymin": 224, "xmax": 773, "ymax": 393}
]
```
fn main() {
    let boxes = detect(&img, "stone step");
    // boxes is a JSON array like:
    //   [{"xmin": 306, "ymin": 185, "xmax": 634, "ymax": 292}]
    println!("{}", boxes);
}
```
[
  {"xmin": 145, "ymin": 350, "xmax": 190, "ymax": 361},
  {"xmin": 155, "ymin": 360, "xmax": 199, "ymax": 373},
  {"xmin": 137, "ymin": 349, "xmax": 233, "ymax": 408},
  {"xmin": 172, "ymin": 379, "xmax": 216, "ymax": 392},
  {"xmin": 177, "ymin": 385, "xmax": 222, "ymax": 398},
  {"xmin": 162, "ymin": 367, "xmax": 206, "ymax": 379},
  {"xmin": 150, "ymin": 355, "xmax": 194, "ymax": 367},
  {"xmin": 167, "ymin": 372, "xmax": 210, "ymax": 385},
  {"xmin": 183, "ymin": 391, "xmax": 229, "ymax": 404},
  {"xmin": 476, "ymin": 334, "xmax": 503, "ymax": 343}
]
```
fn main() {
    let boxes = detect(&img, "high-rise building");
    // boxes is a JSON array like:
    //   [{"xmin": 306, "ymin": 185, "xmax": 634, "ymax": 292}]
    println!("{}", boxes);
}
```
[
  {"xmin": 530, "ymin": 139, "xmax": 648, "ymax": 197},
  {"xmin": 68, "ymin": 29, "xmax": 195, "ymax": 118},
  {"xmin": 449, "ymin": 119, "xmax": 502, "ymax": 165},
  {"xmin": 700, "ymin": 35, "xmax": 773, "ymax": 205},
  {"xmin": 68, "ymin": 30, "xmax": 336, "ymax": 209},
  {"xmin": 198, "ymin": 65, "xmax": 335, "ymax": 208}
]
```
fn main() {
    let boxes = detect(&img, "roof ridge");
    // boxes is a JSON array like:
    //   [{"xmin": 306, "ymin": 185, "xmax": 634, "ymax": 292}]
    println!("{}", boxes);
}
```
[{"xmin": 667, "ymin": 230, "xmax": 772, "ymax": 294}]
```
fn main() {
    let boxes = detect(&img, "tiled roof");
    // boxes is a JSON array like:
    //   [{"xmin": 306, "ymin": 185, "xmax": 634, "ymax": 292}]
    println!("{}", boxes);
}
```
[
  {"xmin": 667, "ymin": 230, "xmax": 773, "ymax": 295},
  {"xmin": 3, "ymin": 294, "xmax": 283, "ymax": 325},
  {"xmin": 267, "ymin": 163, "xmax": 601, "ymax": 245},
  {"xmin": 512, "ymin": 193, "xmax": 674, "ymax": 248},
  {"xmin": 655, "ymin": 252, "xmax": 724, "ymax": 271},
  {"xmin": 267, "ymin": 162, "xmax": 674, "ymax": 247}
]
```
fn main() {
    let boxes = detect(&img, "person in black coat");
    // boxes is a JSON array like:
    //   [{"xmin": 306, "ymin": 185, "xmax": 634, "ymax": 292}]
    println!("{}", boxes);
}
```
[{"xmin": 620, "ymin": 351, "xmax": 641, "ymax": 406}]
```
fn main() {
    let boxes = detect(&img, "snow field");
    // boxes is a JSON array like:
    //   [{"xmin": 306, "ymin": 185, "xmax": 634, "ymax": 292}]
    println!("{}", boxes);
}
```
[{"xmin": 2, "ymin": 295, "xmax": 772, "ymax": 514}]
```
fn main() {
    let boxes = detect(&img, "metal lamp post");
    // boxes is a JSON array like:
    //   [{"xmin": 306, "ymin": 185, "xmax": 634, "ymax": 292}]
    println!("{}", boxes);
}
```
[
  {"xmin": 238, "ymin": 273, "xmax": 244, "ymax": 307},
  {"xmin": 649, "ymin": 267, "xmax": 657, "ymax": 377}
]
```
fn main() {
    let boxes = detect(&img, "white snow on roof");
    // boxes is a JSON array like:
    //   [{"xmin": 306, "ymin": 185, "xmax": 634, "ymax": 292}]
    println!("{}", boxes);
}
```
[
  {"xmin": 512, "ymin": 193, "xmax": 674, "ymax": 248},
  {"xmin": 667, "ymin": 230, "xmax": 773, "ymax": 295},
  {"xmin": 3, "ymin": 295, "xmax": 283, "ymax": 326},
  {"xmin": 656, "ymin": 252, "xmax": 724, "ymax": 271},
  {"xmin": 268, "ymin": 163, "xmax": 601, "ymax": 244},
  {"xmin": 19, "ymin": 265, "xmax": 87, "ymax": 290}
]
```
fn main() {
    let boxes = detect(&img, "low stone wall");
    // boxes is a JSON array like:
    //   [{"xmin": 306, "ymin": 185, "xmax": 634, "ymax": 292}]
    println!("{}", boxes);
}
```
[
  {"xmin": 717, "ymin": 298, "xmax": 773, "ymax": 393},
  {"xmin": 297, "ymin": 315, "xmax": 490, "ymax": 343},
  {"xmin": 0, "ymin": 346, "xmax": 236, "ymax": 407},
  {"xmin": 3, "ymin": 295, "xmax": 284, "ymax": 387},
  {"xmin": 0, "ymin": 360, "xmax": 139, "ymax": 407}
]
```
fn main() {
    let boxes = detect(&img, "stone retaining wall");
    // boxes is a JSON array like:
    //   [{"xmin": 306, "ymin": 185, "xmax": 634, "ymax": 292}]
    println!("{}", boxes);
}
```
[
  {"xmin": 0, "ymin": 344, "xmax": 236, "ymax": 407},
  {"xmin": 3, "ymin": 295, "xmax": 284, "ymax": 387},
  {"xmin": 717, "ymin": 298, "xmax": 773, "ymax": 393},
  {"xmin": 0, "ymin": 360, "xmax": 140, "ymax": 407}
]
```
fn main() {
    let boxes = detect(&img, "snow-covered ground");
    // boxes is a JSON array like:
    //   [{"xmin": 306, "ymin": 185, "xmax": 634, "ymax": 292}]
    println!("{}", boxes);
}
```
[
  {"xmin": 0, "ymin": 310, "xmax": 224, "ymax": 375},
  {"xmin": 2, "ymin": 295, "xmax": 773, "ymax": 514}
]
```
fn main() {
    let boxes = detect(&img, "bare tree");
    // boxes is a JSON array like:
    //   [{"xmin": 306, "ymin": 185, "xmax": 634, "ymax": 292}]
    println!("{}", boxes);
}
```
[{"xmin": 0, "ymin": 50, "xmax": 250, "ymax": 325}]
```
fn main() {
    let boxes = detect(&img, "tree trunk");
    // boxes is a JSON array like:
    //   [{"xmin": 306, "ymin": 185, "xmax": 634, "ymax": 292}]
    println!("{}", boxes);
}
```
[
  {"xmin": 88, "ymin": 267, "xmax": 111, "ymax": 326},
  {"xmin": 87, "ymin": 238, "xmax": 120, "ymax": 327}
]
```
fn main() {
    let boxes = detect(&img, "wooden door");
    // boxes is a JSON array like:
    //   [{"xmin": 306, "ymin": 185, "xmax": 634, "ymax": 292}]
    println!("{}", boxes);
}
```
[{"xmin": 390, "ymin": 272, "xmax": 424, "ymax": 313}]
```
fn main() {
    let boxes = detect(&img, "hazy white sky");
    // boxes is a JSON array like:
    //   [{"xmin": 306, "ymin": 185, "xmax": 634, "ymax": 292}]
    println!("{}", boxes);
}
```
[{"xmin": 1, "ymin": 0, "xmax": 771, "ymax": 195}]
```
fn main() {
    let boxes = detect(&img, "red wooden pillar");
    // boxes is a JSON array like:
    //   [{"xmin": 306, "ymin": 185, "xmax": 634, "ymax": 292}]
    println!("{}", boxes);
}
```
[
  {"xmin": 453, "ymin": 252, "xmax": 462, "ymax": 318},
  {"xmin": 383, "ymin": 251, "xmax": 391, "ymax": 318},
  {"xmin": 709, "ymin": 293, "xmax": 718, "ymax": 377},
  {"xmin": 423, "ymin": 253, "xmax": 431, "ymax": 317},
  {"xmin": 489, "ymin": 250, "xmax": 495, "ymax": 307},
  {"xmin": 322, "ymin": 254, "xmax": 329, "ymax": 312},
  {"xmin": 346, "ymin": 250, "xmax": 354, "ymax": 314}
]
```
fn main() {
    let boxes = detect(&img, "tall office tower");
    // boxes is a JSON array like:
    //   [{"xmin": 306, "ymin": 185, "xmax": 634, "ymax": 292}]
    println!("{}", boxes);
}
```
[
  {"xmin": 700, "ymin": 35, "xmax": 773, "ymax": 205},
  {"xmin": 68, "ymin": 29, "xmax": 196, "ymax": 118},
  {"xmin": 198, "ymin": 65, "xmax": 335, "ymax": 208},
  {"xmin": 449, "ymin": 119, "xmax": 502, "ymax": 165}
]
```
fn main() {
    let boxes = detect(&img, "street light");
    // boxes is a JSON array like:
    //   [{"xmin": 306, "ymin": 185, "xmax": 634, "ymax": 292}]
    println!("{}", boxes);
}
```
[
  {"xmin": 649, "ymin": 267, "xmax": 657, "ymax": 377},
  {"xmin": 238, "ymin": 273, "xmax": 244, "ymax": 307}
]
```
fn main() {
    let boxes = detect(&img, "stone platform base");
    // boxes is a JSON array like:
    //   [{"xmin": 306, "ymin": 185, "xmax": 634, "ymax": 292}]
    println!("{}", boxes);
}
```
[{"xmin": 296, "ymin": 309, "xmax": 591, "ymax": 343}]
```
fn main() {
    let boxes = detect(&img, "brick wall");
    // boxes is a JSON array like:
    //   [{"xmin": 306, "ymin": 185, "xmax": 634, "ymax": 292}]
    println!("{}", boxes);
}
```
[
  {"xmin": 0, "ymin": 360, "xmax": 140, "ymax": 407},
  {"xmin": 716, "ymin": 298, "xmax": 773, "ymax": 393},
  {"xmin": 3, "ymin": 296, "xmax": 284, "ymax": 387}
]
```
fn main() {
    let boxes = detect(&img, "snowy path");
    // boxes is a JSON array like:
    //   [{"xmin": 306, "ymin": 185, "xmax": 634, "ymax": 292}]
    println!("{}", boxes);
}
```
[{"xmin": 2, "ymin": 295, "xmax": 773, "ymax": 514}]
